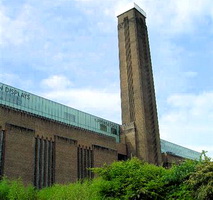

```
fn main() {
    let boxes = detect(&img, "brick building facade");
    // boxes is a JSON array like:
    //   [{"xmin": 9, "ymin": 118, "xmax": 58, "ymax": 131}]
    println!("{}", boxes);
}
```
[{"xmin": 0, "ymin": 4, "xmax": 200, "ymax": 188}]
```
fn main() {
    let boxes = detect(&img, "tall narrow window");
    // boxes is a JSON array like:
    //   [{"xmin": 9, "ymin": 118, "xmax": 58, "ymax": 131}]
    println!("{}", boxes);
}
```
[
  {"xmin": 77, "ymin": 146, "xmax": 93, "ymax": 180},
  {"xmin": 34, "ymin": 136, "xmax": 55, "ymax": 189},
  {"xmin": 0, "ymin": 130, "xmax": 5, "ymax": 178}
]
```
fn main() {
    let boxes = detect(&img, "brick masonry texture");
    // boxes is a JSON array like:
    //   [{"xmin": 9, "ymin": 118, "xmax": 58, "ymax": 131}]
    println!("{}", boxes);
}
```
[
  {"xmin": 0, "ymin": 106, "xmax": 118, "ymax": 186},
  {"xmin": 117, "ymin": 8, "xmax": 162, "ymax": 165}
]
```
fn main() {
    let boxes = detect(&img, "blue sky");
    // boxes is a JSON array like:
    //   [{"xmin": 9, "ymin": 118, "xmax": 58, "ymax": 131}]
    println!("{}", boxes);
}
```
[{"xmin": 0, "ymin": 0, "xmax": 213, "ymax": 157}]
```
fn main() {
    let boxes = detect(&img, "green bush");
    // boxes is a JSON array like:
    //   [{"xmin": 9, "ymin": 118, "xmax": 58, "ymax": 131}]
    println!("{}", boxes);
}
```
[
  {"xmin": 187, "ymin": 160, "xmax": 213, "ymax": 200},
  {"xmin": 0, "ymin": 178, "xmax": 10, "ymax": 200},
  {"xmin": 93, "ymin": 158, "xmax": 167, "ymax": 199},
  {"xmin": 0, "ymin": 156, "xmax": 212, "ymax": 200},
  {"xmin": 162, "ymin": 159, "xmax": 199, "ymax": 199},
  {"xmin": 0, "ymin": 178, "xmax": 36, "ymax": 200},
  {"xmin": 37, "ymin": 180, "xmax": 103, "ymax": 200},
  {"xmin": 93, "ymin": 158, "xmax": 209, "ymax": 200}
]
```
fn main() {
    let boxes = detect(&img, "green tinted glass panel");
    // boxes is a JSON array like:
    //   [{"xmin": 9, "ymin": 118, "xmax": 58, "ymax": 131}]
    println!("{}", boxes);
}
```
[
  {"xmin": 161, "ymin": 139, "xmax": 201, "ymax": 160},
  {"xmin": 0, "ymin": 82, "xmax": 120, "ymax": 142}
]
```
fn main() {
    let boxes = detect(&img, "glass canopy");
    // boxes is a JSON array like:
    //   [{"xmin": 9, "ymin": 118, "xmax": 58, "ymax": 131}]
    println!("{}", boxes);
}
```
[{"xmin": 0, "ymin": 82, "xmax": 120, "ymax": 142}]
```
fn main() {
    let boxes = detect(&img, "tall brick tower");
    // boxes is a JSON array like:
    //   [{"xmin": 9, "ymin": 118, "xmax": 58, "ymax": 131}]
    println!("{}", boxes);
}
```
[{"xmin": 117, "ymin": 3, "xmax": 162, "ymax": 165}]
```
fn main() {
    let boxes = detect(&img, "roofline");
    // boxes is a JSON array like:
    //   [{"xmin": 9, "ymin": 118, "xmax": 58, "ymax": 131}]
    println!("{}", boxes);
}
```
[{"xmin": 116, "ymin": 3, "xmax": 146, "ymax": 18}]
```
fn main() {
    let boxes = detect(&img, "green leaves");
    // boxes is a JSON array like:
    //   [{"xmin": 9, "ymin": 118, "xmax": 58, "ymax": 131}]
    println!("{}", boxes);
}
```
[
  {"xmin": 93, "ymin": 158, "xmax": 167, "ymax": 199},
  {"xmin": 92, "ymin": 157, "xmax": 212, "ymax": 200},
  {"xmin": 0, "ymin": 155, "xmax": 212, "ymax": 200},
  {"xmin": 187, "ymin": 161, "xmax": 213, "ymax": 200},
  {"xmin": 0, "ymin": 178, "xmax": 36, "ymax": 200}
]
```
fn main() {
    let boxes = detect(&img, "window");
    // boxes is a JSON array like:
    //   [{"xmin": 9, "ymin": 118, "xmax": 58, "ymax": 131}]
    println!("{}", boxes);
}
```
[
  {"xmin": 64, "ymin": 112, "xmax": 76, "ymax": 122},
  {"xmin": 111, "ymin": 128, "xmax": 117, "ymax": 135},
  {"xmin": 100, "ymin": 124, "xmax": 107, "ymax": 132}
]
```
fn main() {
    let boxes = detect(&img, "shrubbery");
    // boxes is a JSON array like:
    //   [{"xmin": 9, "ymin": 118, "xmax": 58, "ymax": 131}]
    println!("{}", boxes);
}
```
[
  {"xmin": 0, "ymin": 178, "xmax": 36, "ymax": 200},
  {"xmin": 187, "ymin": 158, "xmax": 213, "ymax": 200},
  {"xmin": 0, "ymin": 155, "xmax": 212, "ymax": 200},
  {"xmin": 93, "ymin": 158, "xmax": 167, "ymax": 199}
]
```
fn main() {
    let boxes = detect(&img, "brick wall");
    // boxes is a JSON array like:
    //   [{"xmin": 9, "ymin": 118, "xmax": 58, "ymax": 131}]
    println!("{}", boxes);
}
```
[{"xmin": 0, "ymin": 106, "xmax": 119, "ymax": 186}]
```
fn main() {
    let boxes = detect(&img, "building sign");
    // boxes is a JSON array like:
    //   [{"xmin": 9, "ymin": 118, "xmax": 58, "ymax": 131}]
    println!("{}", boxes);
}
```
[
  {"xmin": 95, "ymin": 118, "xmax": 117, "ymax": 129},
  {"xmin": 0, "ymin": 84, "xmax": 30, "ymax": 100}
]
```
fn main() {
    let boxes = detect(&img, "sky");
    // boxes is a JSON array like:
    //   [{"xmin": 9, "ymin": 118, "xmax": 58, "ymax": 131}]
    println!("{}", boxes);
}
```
[{"xmin": 0, "ymin": 0, "xmax": 212, "ymax": 158}]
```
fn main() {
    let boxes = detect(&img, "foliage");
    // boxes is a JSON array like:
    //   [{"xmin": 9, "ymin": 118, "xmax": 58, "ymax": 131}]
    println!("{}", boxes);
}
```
[
  {"xmin": 93, "ymin": 158, "xmax": 167, "ymax": 199},
  {"xmin": 163, "ymin": 151, "xmax": 213, "ymax": 200},
  {"xmin": 187, "ymin": 154, "xmax": 213, "ymax": 200},
  {"xmin": 93, "ymin": 157, "xmax": 212, "ymax": 200},
  {"xmin": 37, "ymin": 180, "xmax": 102, "ymax": 200},
  {"xmin": 0, "ymin": 178, "xmax": 36, "ymax": 200},
  {"xmin": 162, "ymin": 159, "xmax": 198, "ymax": 200},
  {"xmin": 163, "ymin": 159, "xmax": 198, "ymax": 184},
  {"xmin": 0, "ymin": 155, "xmax": 212, "ymax": 200},
  {"xmin": 0, "ymin": 178, "xmax": 10, "ymax": 200}
]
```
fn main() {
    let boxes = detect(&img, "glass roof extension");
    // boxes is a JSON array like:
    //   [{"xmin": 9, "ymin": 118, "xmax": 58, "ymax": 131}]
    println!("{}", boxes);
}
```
[
  {"xmin": 0, "ymin": 82, "xmax": 203, "ymax": 157},
  {"xmin": 0, "ymin": 82, "xmax": 120, "ymax": 142},
  {"xmin": 161, "ymin": 139, "xmax": 201, "ymax": 160}
]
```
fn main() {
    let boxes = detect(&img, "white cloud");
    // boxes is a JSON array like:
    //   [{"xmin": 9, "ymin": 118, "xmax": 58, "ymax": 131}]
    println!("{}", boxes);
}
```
[
  {"xmin": 41, "ymin": 75, "xmax": 73, "ymax": 89},
  {"xmin": 40, "ymin": 75, "xmax": 121, "ymax": 123},
  {"xmin": 74, "ymin": 0, "xmax": 213, "ymax": 38},
  {"xmin": 159, "ymin": 92, "xmax": 213, "ymax": 157},
  {"xmin": 152, "ymin": 39, "xmax": 189, "ymax": 99},
  {"xmin": 133, "ymin": 0, "xmax": 213, "ymax": 36},
  {"xmin": 0, "ymin": 4, "xmax": 41, "ymax": 46},
  {"xmin": 0, "ymin": 73, "xmax": 18, "ymax": 84},
  {"xmin": 0, "ymin": 73, "xmax": 33, "ymax": 89},
  {"xmin": 72, "ymin": 0, "xmax": 211, "ymax": 97},
  {"xmin": 184, "ymin": 71, "xmax": 197, "ymax": 78}
]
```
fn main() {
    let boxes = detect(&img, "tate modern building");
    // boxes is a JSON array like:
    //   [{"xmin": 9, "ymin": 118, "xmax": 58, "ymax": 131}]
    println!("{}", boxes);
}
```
[{"xmin": 0, "ymin": 4, "xmax": 200, "ymax": 188}]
